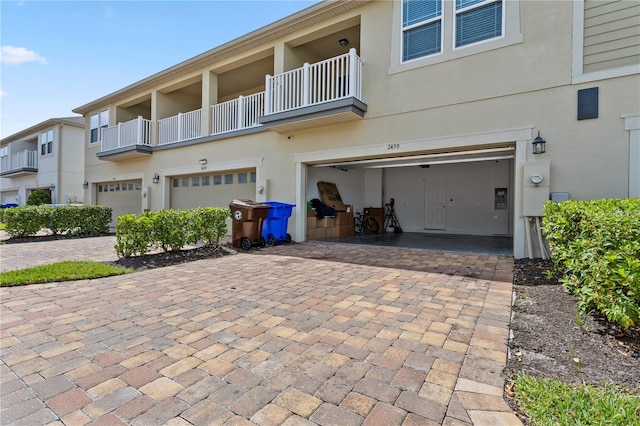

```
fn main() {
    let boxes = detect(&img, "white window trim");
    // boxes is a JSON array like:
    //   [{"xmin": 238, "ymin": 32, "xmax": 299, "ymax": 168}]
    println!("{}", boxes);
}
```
[
  {"xmin": 90, "ymin": 109, "xmax": 110, "ymax": 144},
  {"xmin": 40, "ymin": 129, "xmax": 54, "ymax": 156},
  {"xmin": 571, "ymin": 0, "xmax": 640, "ymax": 84},
  {"xmin": 453, "ymin": 0, "xmax": 505, "ymax": 51},
  {"xmin": 401, "ymin": 1, "xmax": 444, "ymax": 62},
  {"xmin": 390, "ymin": 0, "xmax": 522, "ymax": 74}
]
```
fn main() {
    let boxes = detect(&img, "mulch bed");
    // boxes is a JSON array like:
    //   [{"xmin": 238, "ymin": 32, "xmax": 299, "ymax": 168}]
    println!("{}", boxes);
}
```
[{"xmin": 505, "ymin": 258, "xmax": 640, "ymax": 422}]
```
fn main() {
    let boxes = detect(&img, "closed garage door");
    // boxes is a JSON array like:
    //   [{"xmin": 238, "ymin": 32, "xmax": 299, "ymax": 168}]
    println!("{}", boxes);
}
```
[
  {"xmin": 170, "ymin": 169, "xmax": 256, "ymax": 210},
  {"xmin": 96, "ymin": 180, "xmax": 142, "ymax": 224},
  {"xmin": 2, "ymin": 190, "xmax": 18, "ymax": 205}
]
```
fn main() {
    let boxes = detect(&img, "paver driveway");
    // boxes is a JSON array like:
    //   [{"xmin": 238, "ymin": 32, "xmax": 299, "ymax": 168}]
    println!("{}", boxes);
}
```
[{"xmin": 1, "ymin": 238, "xmax": 521, "ymax": 425}]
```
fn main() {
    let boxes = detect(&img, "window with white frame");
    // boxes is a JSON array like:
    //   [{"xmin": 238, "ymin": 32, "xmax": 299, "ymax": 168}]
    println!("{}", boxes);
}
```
[
  {"xmin": 401, "ymin": 0, "xmax": 504, "ymax": 63},
  {"xmin": 455, "ymin": 0, "xmax": 502, "ymax": 48},
  {"xmin": 403, "ymin": 0, "xmax": 443, "ymax": 61},
  {"xmin": 40, "ymin": 129, "xmax": 53, "ymax": 155},
  {"xmin": 1, "ymin": 146, "xmax": 8, "ymax": 158},
  {"xmin": 90, "ymin": 109, "xmax": 109, "ymax": 143}
]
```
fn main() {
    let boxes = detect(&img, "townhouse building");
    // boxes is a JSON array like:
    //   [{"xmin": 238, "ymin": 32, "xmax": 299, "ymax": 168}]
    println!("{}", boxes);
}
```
[
  {"xmin": 72, "ymin": 0, "xmax": 640, "ymax": 258},
  {"xmin": 1, "ymin": 117, "xmax": 85, "ymax": 206}
]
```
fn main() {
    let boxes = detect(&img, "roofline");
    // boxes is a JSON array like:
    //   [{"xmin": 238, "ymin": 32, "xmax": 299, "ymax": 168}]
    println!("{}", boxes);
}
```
[
  {"xmin": 1, "ymin": 117, "xmax": 85, "ymax": 145},
  {"xmin": 73, "ymin": 0, "xmax": 369, "ymax": 115}
]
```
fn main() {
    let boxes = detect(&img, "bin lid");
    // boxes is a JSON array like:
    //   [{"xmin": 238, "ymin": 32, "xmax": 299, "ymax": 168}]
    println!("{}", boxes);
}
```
[{"xmin": 229, "ymin": 199, "xmax": 272, "ymax": 208}]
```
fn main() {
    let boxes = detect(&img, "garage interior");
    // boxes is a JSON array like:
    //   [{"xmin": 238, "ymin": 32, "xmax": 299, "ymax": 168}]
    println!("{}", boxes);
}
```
[{"xmin": 305, "ymin": 147, "xmax": 515, "ymax": 256}]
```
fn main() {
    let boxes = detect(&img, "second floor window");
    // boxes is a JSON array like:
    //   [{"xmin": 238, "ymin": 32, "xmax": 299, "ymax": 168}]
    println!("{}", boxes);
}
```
[
  {"xmin": 403, "ymin": 0, "xmax": 442, "ymax": 61},
  {"xmin": 40, "ymin": 129, "xmax": 53, "ymax": 155},
  {"xmin": 455, "ymin": 0, "xmax": 502, "ymax": 48},
  {"xmin": 90, "ymin": 110, "xmax": 109, "ymax": 143},
  {"xmin": 402, "ymin": 0, "xmax": 503, "ymax": 62}
]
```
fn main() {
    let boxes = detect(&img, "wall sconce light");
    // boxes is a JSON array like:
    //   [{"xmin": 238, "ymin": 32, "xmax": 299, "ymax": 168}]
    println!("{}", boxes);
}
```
[
  {"xmin": 199, "ymin": 159, "xmax": 207, "ymax": 166},
  {"xmin": 49, "ymin": 183, "xmax": 55, "ymax": 190},
  {"xmin": 339, "ymin": 38, "xmax": 349, "ymax": 47},
  {"xmin": 83, "ymin": 180, "xmax": 89, "ymax": 189},
  {"xmin": 152, "ymin": 173, "xmax": 160, "ymax": 184},
  {"xmin": 532, "ymin": 131, "xmax": 546, "ymax": 154}
]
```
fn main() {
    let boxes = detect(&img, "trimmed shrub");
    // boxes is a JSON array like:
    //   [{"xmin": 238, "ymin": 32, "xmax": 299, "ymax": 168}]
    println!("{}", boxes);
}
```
[
  {"xmin": 543, "ymin": 198, "xmax": 640, "ymax": 328},
  {"xmin": 26, "ymin": 189, "xmax": 52, "ymax": 206},
  {"xmin": 114, "ymin": 207, "xmax": 230, "ymax": 258},
  {"xmin": 2, "ymin": 205, "xmax": 112, "ymax": 238}
]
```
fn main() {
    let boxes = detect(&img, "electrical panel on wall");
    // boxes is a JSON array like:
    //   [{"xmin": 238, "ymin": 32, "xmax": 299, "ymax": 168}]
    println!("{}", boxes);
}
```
[{"xmin": 522, "ymin": 162, "xmax": 550, "ymax": 217}]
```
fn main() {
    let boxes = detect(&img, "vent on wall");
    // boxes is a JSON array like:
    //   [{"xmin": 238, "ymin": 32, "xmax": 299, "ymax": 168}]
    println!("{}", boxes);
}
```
[{"xmin": 578, "ymin": 87, "xmax": 598, "ymax": 120}]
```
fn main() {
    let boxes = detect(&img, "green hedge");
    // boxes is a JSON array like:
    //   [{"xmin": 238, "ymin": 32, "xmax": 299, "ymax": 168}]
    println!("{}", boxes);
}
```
[
  {"xmin": 115, "ymin": 207, "xmax": 230, "ymax": 258},
  {"xmin": 543, "ymin": 198, "xmax": 640, "ymax": 328},
  {"xmin": 2, "ymin": 205, "xmax": 112, "ymax": 238}
]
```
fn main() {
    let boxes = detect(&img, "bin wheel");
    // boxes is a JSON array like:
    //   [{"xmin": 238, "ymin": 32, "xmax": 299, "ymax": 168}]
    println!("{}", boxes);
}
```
[
  {"xmin": 259, "ymin": 237, "xmax": 267, "ymax": 248},
  {"xmin": 268, "ymin": 236, "xmax": 277, "ymax": 246},
  {"xmin": 240, "ymin": 237, "xmax": 252, "ymax": 251},
  {"xmin": 285, "ymin": 233, "xmax": 292, "ymax": 243}
]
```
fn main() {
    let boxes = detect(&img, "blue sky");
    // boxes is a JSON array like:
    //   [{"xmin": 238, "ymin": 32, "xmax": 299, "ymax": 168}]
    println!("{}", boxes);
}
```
[{"xmin": 0, "ymin": 0, "xmax": 321, "ymax": 139}]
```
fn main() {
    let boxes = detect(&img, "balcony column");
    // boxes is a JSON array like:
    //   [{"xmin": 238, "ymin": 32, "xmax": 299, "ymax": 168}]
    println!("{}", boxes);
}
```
[
  {"xmin": 202, "ymin": 71, "xmax": 217, "ymax": 136},
  {"xmin": 303, "ymin": 63, "xmax": 310, "ymax": 107},
  {"xmin": 136, "ymin": 116, "xmax": 143, "ymax": 145},
  {"xmin": 348, "ymin": 48, "xmax": 357, "ymax": 97},
  {"xmin": 265, "ymin": 75, "xmax": 272, "ymax": 115},
  {"xmin": 237, "ymin": 95, "xmax": 245, "ymax": 130}
]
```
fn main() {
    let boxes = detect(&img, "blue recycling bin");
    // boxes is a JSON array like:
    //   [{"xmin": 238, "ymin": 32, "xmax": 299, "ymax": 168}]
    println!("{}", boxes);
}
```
[{"xmin": 261, "ymin": 201, "xmax": 295, "ymax": 245}]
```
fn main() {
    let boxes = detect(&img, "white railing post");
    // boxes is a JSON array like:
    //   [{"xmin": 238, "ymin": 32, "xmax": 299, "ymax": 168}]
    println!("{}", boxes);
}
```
[
  {"xmin": 303, "ymin": 63, "xmax": 311, "ymax": 107},
  {"xmin": 177, "ymin": 112, "xmax": 183, "ymax": 142},
  {"xmin": 265, "ymin": 75, "xmax": 272, "ymax": 115},
  {"xmin": 237, "ymin": 95, "xmax": 245, "ymax": 130},
  {"xmin": 137, "ymin": 116, "xmax": 143, "ymax": 145},
  {"xmin": 117, "ymin": 122, "xmax": 122, "ymax": 149},
  {"xmin": 348, "ymin": 48, "xmax": 357, "ymax": 97}
]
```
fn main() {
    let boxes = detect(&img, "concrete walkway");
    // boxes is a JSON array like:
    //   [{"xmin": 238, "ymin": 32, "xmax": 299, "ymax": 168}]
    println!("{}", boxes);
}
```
[{"xmin": 1, "ymin": 237, "xmax": 520, "ymax": 425}]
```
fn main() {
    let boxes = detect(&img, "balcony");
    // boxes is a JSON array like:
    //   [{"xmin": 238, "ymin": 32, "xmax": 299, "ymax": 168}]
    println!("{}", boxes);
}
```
[
  {"xmin": 98, "ymin": 116, "xmax": 152, "ymax": 161},
  {"xmin": 158, "ymin": 109, "xmax": 202, "ymax": 146},
  {"xmin": 97, "ymin": 51, "xmax": 366, "ymax": 160},
  {"xmin": 260, "ymin": 48, "xmax": 367, "ymax": 133},
  {"xmin": 0, "ymin": 150, "xmax": 38, "ymax": 177}
]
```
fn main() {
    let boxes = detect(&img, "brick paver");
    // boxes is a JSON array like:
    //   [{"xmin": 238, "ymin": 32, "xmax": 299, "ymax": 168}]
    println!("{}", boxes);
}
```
[{"xmin": 0, "ymin": 238, "xmax": 520, "ymax": 425}]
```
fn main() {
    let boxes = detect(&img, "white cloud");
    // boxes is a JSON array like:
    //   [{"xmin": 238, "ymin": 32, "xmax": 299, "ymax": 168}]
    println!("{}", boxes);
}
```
[
  {"xmin": 0, "ymin": 89, "xmax": 6, "ymax": 98},
  {"xmin": 1, "ymin": 45, "xmax": 47, "ymax": 65}
]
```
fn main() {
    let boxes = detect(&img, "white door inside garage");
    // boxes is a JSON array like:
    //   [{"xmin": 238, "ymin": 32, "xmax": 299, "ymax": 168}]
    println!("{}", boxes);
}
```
[
  {"xmin": 96, "ymin": 180, "xmax": 142, "ymax": 224},
  {"xmin": 170, "ymin": 169, "xmax": 256, "ymax": 210}
]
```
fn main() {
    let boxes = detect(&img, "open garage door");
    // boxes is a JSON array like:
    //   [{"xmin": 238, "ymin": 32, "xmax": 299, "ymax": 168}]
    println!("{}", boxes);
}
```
[
  {"xmin": 306, "ymin": 147, "xmax": 515, "ymax": 238},
  {"xmin": 170, "ymin": 169, "xmax": 256, "ymax": 210},
  {"xmin": 96, "ymin": 180, "xmax": 142, "ymax": 225}
]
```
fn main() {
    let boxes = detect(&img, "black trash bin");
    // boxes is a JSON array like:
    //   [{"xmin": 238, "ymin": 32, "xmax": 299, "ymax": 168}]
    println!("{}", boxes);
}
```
[{"xmin": 229, "ymin": 199, "xmax": 272, "ymax": 250}]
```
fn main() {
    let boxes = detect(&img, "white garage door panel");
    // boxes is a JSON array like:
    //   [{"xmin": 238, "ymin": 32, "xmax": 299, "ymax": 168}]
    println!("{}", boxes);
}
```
[
  {"xmin": 96, "ymin": 180, "xmax": 141, "ymax": 224},
  {"xmin": 170, "ymin": 171, "xmax": 256, "ymax": 210},
  {"xmin": 2, "ymin": 191, "xmax": 18, "ymax": 205}
]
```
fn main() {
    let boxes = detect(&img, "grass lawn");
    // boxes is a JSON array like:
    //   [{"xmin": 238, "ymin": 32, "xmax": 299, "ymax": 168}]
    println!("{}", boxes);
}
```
[
  {"xmin": 0, "ymin": 261, "xmax": 132, "ymax": 286},
  {"xmin": 514, "ymin": 374, "xmax": 639, "ymax": 425}
]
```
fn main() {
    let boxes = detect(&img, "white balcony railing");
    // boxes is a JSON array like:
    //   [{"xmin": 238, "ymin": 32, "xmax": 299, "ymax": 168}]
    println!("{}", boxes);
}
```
[
  {"xmin": 102, "ymin": 116, "xmax": 152, "ymax": 152},
  {"xmin": 211, "ymin": 92, "xmax": 265, "ymax": 135},
  {"xmin": 265, "ymin": 48, "xmax": 363, "ymax": 115},
  {"xmin": 158, "ymin": 109, "xmax": 202, "ymax": 145},
  {"xmin": 0, "ymin": 149, "xmax": 38, "ymax": 172}
]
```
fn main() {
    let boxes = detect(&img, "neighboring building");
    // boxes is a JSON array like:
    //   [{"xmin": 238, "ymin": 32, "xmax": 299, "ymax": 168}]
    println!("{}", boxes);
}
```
[
  {"xmin": 1, "ymin": 117, "xmax": 85, "ymax": 206},
  {"xmin": 72, "ymin": 0, "xmax": 640, "ymax": 258}
]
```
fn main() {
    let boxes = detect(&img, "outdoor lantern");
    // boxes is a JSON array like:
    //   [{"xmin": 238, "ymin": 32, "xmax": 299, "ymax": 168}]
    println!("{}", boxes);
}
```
[
  {"xmin": 152, "ymin": 173, "xmax": 160, "ymax": 184},
  {"xmin": 49, "ymin": 183, "xmax": 55, "ymax": 190},
  {"xmin": 83, "ymin": 180, "xmax": 89, "ymax": 189},
  {"xmin": 532, "ymin": 131, "xmax": 546, "ymax": 154},
  {"xmin": 199, "ymin": 158, "xmax": 208, "ymax": 165}
]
